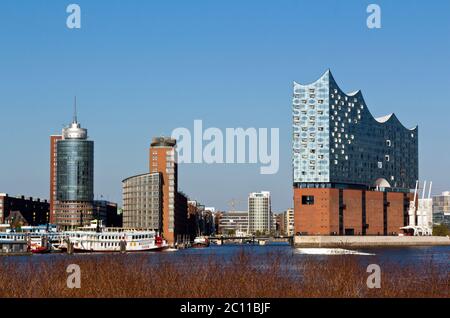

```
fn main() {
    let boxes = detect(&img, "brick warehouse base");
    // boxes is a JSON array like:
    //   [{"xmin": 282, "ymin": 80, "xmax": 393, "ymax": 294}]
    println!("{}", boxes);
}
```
[{"xmin": 293, "ymin": 188, "xmax": 413, "ymax": 236}]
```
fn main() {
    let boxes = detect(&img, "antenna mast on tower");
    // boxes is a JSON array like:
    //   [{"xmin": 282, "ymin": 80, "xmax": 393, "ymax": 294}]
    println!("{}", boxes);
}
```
[{"xmin": 73, "ymin": 96, "xmax": 78, "ymax": 123}]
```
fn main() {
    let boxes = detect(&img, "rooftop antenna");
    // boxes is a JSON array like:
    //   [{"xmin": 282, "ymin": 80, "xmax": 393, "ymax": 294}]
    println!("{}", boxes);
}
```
[{"xmin": 73, "ymin": 96, "xmax": 78, "ymax": 123}]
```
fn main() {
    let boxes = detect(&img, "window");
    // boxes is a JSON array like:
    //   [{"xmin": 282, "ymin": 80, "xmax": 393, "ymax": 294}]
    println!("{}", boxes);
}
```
[
  {"xmin": 378, "ymin": 161, "xmax": 383, "ymax": 169},
  {"xmin": 385, "ymin": 155, "xmax": 390, "ymax": 162},
  {"xmin": 302, "ymin": 195, "xmax": 314, "ymax": 205},
  {"xmin": 386, "ymin": 140, "xmax": 391, "ymax": 147}
]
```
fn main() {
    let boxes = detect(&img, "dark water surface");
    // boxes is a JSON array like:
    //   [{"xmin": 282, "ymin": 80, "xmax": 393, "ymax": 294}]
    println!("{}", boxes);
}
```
[{"xmin": 3, "ymin": 243, "xmax": 449, "ymax": 267}]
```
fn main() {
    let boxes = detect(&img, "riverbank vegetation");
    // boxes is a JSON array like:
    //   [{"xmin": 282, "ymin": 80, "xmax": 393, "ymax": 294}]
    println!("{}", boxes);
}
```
[
  {"xmin": 0, "ymin": 250, "xmax": 448, "ymax": 298},
  {"xmin": 433, "ymin": 224, "xmax": 450, "ymax": 236}
]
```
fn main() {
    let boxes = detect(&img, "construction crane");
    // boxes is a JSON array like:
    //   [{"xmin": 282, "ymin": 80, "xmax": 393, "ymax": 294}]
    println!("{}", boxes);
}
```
[{"xmin": 227, "ymin": 199, "xmax": 241, "ymax": 212}]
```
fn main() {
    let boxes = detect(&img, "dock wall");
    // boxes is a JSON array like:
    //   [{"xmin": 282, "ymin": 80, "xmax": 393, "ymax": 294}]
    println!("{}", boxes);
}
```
[{"xmin": 294, "ymin": 236, "xmax": 450, "ymax": 248}]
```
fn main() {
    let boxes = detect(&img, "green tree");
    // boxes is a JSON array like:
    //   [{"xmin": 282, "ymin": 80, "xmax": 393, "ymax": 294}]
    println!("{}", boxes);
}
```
[{"xmin": 433, "ymin": 224, "xmax": 450, "ymax": 236}]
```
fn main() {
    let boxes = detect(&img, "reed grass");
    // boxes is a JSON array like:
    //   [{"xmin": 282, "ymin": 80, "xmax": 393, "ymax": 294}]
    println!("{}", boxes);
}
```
[{"xmin": 0, "ymin": 250, "xmax": 448, "ymax": 298}]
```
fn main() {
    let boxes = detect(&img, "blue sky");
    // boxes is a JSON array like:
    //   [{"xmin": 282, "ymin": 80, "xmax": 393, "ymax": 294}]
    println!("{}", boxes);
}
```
[{"xmin": 0, "ymin": 0, "xmax": 449, "ymax": 211}]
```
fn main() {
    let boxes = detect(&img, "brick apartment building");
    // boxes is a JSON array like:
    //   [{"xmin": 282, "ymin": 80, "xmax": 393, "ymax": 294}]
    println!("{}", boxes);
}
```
[{"xmin": 0, "ymin": 194, "xmax": 50, "ymax": 226}]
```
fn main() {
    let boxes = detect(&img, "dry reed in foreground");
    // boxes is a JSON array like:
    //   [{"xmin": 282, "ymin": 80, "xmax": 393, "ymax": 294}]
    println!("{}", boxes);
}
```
[{"xmin": 0, "ymin": 250, "xmax": 448, "ymax": 298}]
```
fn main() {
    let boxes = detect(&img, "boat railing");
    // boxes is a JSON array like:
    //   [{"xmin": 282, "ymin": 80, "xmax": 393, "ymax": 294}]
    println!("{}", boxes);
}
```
[{"xmin": 72, "ymin": 226, "xmax": 156, "ymax": 233}]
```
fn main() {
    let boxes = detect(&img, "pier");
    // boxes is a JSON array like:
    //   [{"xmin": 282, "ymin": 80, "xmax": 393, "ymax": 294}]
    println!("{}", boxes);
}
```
[
  {"xmin": 294, "ymin": 235, "xmax": 450, "ymax": 248},
  {"xmin": 209, "ymin": 236, "xmax": 294, "ymax": 245}
]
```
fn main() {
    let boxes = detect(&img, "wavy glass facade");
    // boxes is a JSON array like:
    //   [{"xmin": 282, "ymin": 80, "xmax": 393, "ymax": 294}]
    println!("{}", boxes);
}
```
[
  {"xmin": 122, "ymin": 173, "xmax": 162, "ymax": 230},
  {"xmin": 293, "ymin": 70, "xmax": 418, "ymax": 192}
]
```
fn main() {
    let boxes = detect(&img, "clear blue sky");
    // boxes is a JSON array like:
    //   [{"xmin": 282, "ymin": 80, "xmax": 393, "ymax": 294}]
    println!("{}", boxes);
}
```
[{"xmin": 0, "ymin": 0, "xmax": 449, "ymax": 211}]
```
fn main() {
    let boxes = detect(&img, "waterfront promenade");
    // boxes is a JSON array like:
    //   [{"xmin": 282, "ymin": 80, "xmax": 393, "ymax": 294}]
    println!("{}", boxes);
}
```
[{"xmin": 294, "ymin": 235, "xmax": 450, "ymax": 248}]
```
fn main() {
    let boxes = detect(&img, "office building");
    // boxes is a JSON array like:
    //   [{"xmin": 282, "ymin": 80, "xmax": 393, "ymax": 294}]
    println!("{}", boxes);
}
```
[
  {"xmin": 54, "ymin": 107, "xmax": 94, "ymax": 230},
  {"xmin": 0, "ymin": 193, "xmax": 50, "ymax": 226},
  {"xmin": 433, "ymin": 191, "xmax": 450, "ymax": 227},
  {"xmin": 248, "ymin": 191, "xmax": 271, "ymax": 235},
  {"xmin": 149, "ymin": 137, "xmax": 185, "ymax": 244},
  {"xmin": 280, "ymin": 209, "xmax": 294, "ymax": 236},
  {"xmin": 93, "ymin": 200, "xmax": 122, "ymax": 227},
  {"xmin": 122, "ymin": 173, "xmax": 162, "ymax": 230},
  {"xmin": 218, "ymin": 211, "xmax": 249, "ymax": 236},
  {"xmin": 121, "ymin": 136, "xmax": 189, "ymax": 244},
  {"xmin": 187, "ymin": 201, "xmax": 215, "ymax": 238},
  {"xmin": 49, "ymin": 135, "xmax": 62, "ymax": 223},
  {"xmin": 293, "ymin": 70, "xmax": 418, "ymax": 235}
]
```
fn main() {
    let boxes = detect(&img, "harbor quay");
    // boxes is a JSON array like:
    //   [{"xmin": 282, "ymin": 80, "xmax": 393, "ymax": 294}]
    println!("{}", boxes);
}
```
[{"xmin": 294, "ymin": 235, "xmax": 450, "ymax": 248}]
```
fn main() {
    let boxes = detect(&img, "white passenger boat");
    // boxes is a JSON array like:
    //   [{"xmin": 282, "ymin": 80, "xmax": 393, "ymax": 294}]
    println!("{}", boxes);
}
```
[
  {"xmin": 192, "ymin": 236, "xmax": 210, "ymax": 248},
  {"xmin": 61, "ymin": 222, "xmax": 168, "ymax": 253},
  {"xmin": 0, "ymin": 227, "xmax": 64, "ymax": 253}
]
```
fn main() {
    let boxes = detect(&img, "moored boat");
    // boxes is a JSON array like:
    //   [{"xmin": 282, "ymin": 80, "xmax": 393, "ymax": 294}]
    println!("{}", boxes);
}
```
[
  {"xmin": 61, "ymin": 222, "xmax": 168, "ymax": 253},
  {"xmin": 192, "ymin": 236, "xmax": 210, "ymax": 248}
]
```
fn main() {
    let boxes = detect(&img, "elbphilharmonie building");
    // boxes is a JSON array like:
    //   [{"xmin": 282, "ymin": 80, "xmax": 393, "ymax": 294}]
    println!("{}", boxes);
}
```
[{"xmin": 293, "ymin": 70, "xmax": 418, "ymax": 236}]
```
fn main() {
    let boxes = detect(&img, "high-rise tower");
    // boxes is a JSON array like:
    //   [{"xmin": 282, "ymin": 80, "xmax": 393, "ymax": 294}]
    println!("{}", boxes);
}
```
[
  {"xmin": 53, "ymin": 100, "xmax": 94, "ymax": 229},
  {"xmin": 49, "ymin": 134, "xmax": 62, "ymax": 223},
  {"xmin": 149, "ymin": 137, "xmax": 178, "ymax": 243},
  {"xmin": 248, "ymin": 191, "xmax": 272, "ymax": 235}
]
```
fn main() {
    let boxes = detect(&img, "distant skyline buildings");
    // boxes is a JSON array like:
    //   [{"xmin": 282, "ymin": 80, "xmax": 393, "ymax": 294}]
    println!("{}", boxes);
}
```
[
  {"xmin": 0, "ymin": 193, "xmax": 49, "ymax": 226},
  {"xmin": 433, "ymin": 191, "xmax": 450, "ymax": 227},
  {"xmin": 0, "ymin": 2, "xmax": 449, "ymax": 212},
  {"xmin": 248, "ymin": 191, "xmax": 272, "ymax": 235},
  {"xmin": 218, "ymin": 211, "xmax": 249, "ymax": 236}
]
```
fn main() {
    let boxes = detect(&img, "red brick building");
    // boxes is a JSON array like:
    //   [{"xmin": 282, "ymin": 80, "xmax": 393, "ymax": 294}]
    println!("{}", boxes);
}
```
[
  {"xmin": 49, "ymin": 134, "xmax": 62, "ymax": 224},
  {"xmin": 149, "ymin": 137, "xmax": 188, "ymax": 244},
  {"xmin": 294, "ymin": 188, "xmax": 412, "ymax": 236}
]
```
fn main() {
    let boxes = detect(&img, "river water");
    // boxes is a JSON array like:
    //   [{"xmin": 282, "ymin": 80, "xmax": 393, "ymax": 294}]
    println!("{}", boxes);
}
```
[{"xmin": 2, "ymin": 243, "xmax": 449, "ymax": 266}]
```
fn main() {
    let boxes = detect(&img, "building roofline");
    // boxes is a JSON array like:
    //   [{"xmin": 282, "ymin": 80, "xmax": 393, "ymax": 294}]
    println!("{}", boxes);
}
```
[
  {"xmin": 294, "ymin": 69, "xmax": 418, "ymax": 131},
  {"xmin": 121, "ymin": 172, "xmax": 160, "ymax": 183}
]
